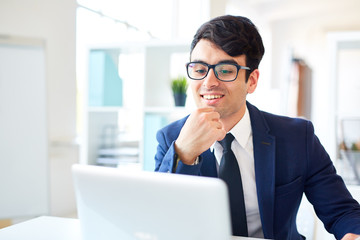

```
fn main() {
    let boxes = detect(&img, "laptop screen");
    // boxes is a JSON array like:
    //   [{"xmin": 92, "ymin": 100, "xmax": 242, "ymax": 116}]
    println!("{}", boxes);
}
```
[{"xmin": 72, "ymin": 164, "xmax": 232, "ymax": 240}]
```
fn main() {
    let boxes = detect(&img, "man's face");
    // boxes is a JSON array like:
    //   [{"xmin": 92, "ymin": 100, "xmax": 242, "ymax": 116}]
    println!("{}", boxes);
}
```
[{"xmin": 189, "ymin": 39, "xmax": 258, "ymax": 122}]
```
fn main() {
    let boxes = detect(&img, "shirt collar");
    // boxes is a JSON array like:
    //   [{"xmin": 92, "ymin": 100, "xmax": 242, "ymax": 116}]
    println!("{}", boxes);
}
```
[{"xmin": 229, "ymin": 106, "xmax": 251, "ymax": 148}]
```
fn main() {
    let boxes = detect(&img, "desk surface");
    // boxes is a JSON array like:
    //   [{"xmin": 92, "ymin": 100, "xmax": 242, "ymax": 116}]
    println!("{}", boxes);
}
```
[
  {"xmin": 0, "ymin": 216, "xmax": 263, "ymax": 240},
  {"xmin": 0, "ymin": 216, "xmax": 81, "ymax": 240}
]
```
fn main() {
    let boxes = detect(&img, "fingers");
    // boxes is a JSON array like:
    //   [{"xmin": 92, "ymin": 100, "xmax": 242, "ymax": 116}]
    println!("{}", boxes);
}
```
[
  {"xmin": 212, "ymin": 120, "xmax": 223, "ymax": 129},
  {"xmin": 195, "ymin": 107, "xmax": 221, "ymax": 122},
  {"xmin": 194, "ymin": 107, "xmax": 224, "ymax": 133},
  {"xmin": 340, "ymin": 233, "xmax": 360, "ymax": 240},
  {"xmin": 175, "ymin": 107, "xmax": 225, "ymax": 163}
]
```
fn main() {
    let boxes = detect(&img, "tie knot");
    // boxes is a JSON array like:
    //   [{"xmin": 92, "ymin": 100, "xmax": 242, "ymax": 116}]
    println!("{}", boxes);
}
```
[{"xmin": 219, "ymin": 133, "xmax": 235, "ymax": 151}]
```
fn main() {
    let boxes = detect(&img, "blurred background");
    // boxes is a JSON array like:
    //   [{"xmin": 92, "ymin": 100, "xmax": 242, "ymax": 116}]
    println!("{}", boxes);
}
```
[{"xmin": 1, "ymin": 0, "xmax": 360, "ymax": 239}]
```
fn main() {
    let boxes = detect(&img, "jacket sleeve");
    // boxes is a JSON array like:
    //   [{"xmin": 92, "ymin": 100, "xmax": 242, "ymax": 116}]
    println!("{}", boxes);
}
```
[
  {"xmin": 154, "ymin": 125, "xmax": 203, "ymax": 175},
  {"xmin": 304, "ymin": 121, "xmax": 360, "ymax": 239},
  {"xmin": 154, "ymin": 128, "xmax": 176, "ymax": 172}
]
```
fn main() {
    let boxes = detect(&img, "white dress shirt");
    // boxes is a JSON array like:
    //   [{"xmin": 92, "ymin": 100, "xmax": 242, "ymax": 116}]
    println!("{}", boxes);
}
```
[{"xmin": 212, "ymin": 107, "xmax": 264, "ymax": 238}]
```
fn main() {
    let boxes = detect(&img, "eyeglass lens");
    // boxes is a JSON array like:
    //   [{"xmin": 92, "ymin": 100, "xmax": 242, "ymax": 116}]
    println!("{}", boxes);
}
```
[{"xmin": 187, "ymin": 63, "xmax": 238, "ymax": 81}]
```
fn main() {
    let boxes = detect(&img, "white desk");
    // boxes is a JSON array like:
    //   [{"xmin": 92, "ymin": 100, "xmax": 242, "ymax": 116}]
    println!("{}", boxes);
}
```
[
  {"xmin": 0, "ymin": 216, "xmax": 81, "ymax": 240},
  {"xmin": 0, "ymin": 216, "xmax": 263, "ymax": 240}
]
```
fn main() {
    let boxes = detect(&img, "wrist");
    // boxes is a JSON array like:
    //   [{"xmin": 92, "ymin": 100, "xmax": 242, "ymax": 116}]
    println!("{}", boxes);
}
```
[
  {"xmin": 177, "ymin": 155, "xmax": 198, "ymax": 165},
  {"xmin": 174, "ymin": 141, "xmax": 197, "ymax": 165}
]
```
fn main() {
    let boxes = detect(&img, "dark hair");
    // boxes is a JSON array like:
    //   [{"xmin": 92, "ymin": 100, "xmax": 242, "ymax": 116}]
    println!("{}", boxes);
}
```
[{"xmin": 190, "ymin": 15, "xmax": 265, "ymax": 81}]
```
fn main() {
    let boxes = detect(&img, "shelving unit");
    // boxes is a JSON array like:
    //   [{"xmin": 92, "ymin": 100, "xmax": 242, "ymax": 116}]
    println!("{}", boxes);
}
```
[
  {"xmin": 328, "ymin": 32, "xmax": 360, "ymax": 184},
  {"xmin": 82, "ymin": 40, "xmax": 193, "ymax": 170}
]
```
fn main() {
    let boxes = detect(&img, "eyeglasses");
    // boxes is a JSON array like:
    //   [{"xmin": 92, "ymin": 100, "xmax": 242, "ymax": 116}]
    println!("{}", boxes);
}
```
[{"xmin": 186, "ymin": 62, "xmax": 251, "ymax": 82}]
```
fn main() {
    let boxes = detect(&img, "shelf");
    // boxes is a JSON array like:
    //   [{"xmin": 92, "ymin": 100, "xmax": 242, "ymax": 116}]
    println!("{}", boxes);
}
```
[
  {"xmin": 144, "ymin": 106, "xmax": 191, "ymax": 114},
  {"xmin": 98, "ymin": 147, "xmax": 139, "ymax": 156},
  {"xmin": 88, "ymin": 106, "xmax": 132, "ymax": 113}
]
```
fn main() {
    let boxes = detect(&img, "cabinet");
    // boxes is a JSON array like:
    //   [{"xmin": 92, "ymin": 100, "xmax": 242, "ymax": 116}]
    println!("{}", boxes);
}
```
[
  {"xmin": 82, "ymin": 41, "xmax": 193, "ymax": 170},
  {"xmin": 0, "ymin": 37, "xmax": 49, "ymax": 218}
]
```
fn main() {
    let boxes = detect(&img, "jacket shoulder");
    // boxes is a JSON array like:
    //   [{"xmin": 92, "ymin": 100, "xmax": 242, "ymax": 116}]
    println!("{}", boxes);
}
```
[{"xmin": 247, "ymin": 102, "xmax": 312, "ymax": 136}]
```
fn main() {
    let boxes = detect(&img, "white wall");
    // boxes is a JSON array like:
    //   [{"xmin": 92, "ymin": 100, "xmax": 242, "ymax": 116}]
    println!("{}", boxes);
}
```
[
  {"xmin": 0, "ymin": 0, "xmax": 77, "ymax": 142},
  {"xmin": 0, "ymin": 0, "xmax": 78, "ymax": 217},
  {"xmin": 226, "ymin": 0, "xmax": 360, "ymax": 159},
  {"xmin": 270, "ymin": 5, "xmax": 360, "ymax": 158}
]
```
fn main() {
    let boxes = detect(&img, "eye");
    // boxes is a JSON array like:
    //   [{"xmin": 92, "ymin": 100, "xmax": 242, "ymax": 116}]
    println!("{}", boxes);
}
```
[
  {"xmin": 217, "ymin": 65, "xmax": 235, "ymax": 75},
  {"xmin": 195, "ymin": 69, "xmax": 206, "ymax": 74},
  {"xmin": 191, "ymin": 64, "xmax": 207, "ymax": 75},
  {"xmin": 219, "ymin": 69, "xmax": 233, "ymax": 74}
]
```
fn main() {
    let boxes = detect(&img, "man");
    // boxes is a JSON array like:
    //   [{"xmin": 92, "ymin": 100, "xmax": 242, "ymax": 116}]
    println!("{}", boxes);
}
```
[{"xmin": 154, "ymin": 15, "xmax": 360, "ymax": 239}]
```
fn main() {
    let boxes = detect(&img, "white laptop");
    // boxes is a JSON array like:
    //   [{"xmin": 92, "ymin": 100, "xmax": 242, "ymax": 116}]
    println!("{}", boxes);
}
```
[{"xmin": 72, "ymin": 164, "xmax": 233, "ymax": 240}]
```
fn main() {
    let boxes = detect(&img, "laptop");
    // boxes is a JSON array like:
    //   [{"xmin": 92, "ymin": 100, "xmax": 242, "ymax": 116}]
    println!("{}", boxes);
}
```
[{"xmin": 72, "ymin": 164, "xmax": 233, "ymax": 240}]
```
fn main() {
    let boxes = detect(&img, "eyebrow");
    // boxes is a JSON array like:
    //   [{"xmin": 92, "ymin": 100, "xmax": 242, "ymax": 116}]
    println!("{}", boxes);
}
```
[
  {"xmin": 190, "ymin": 59, "xmax": 239, "ymax": 65},
  {"xmin": 218, "ymin": 59, "xmax": 239, "ymax": 65}
]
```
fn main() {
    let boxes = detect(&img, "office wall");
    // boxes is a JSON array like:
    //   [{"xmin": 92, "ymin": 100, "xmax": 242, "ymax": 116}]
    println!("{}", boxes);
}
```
[
  {"xmin": 0, "ymin": 0, "xmax": 77, "ymax": 142},
  {"xmin": 0, "ymin": 0, "xmax": 78, "ymax": 217},
  {"xmin": 227, "ymin": 0, "xmax": 360, "ymax": 160},
  {"xmin": 270, "ymin": 7, "xmax": 360, "ymax": 158}
]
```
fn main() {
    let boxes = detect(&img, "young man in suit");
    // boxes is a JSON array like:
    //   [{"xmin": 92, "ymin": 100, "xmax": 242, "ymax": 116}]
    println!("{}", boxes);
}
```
[{"xmin": 155, "ymin": 15, "xmax": 360, "ymax": 240}]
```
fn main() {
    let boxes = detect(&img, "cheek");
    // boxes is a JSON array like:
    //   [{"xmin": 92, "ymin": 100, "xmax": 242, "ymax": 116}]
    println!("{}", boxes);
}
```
[
  {"xmin": 190, "ymin": 81, "xmax": 201, "ymax": 93},
  {"xmin": 228, "ymin": 83, "xmax": 247, "ymax": 99}
]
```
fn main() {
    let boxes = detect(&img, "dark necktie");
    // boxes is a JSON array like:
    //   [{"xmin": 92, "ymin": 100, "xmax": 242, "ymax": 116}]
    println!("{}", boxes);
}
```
[{"xmin": 218, "ymin": 133, "xmax": 248, "ymax": 237}]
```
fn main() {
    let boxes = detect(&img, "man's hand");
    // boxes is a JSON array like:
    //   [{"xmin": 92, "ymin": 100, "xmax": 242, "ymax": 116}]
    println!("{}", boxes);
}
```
[
  {"xmin": 341, "ymin": 233, "xmax": 360, "ymax": 240},
  {"xmin": 174, "ymin": 108, "xmax": 226, "ymax": 165}
]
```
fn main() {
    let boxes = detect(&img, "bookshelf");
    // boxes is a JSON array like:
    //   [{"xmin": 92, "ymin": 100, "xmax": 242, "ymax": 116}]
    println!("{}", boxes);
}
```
[{"xmin": 82, "ymin": 41, "xmax": 193, "ymax": 170}]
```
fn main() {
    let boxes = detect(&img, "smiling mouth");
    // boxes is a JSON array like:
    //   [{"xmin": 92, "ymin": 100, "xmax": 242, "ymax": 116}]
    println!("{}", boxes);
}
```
[{"xmin": 201, "ymin": 94, "xmax": 224, "ymax": 100}]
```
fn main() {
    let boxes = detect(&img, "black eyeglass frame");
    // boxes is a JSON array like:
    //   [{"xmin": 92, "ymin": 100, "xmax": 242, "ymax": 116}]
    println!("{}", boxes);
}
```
[{"xmin": 186, "ymin": 61, "xmax": 251, "ymax": 82}]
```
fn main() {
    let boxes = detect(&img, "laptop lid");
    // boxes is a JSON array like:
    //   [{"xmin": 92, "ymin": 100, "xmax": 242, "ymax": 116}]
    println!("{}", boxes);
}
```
[{"xmin": 72, "ymin": 164, "xmax": 232, "ymax": 240}]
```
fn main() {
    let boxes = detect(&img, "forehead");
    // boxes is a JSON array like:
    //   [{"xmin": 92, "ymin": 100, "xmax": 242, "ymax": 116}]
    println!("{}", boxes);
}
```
[{"xmin": 191, "ymin": 39, "xmax": 246, "ymax": 64}]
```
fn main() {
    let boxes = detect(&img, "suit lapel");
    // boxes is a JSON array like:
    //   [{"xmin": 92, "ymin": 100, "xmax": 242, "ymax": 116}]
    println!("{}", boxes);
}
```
[{"xmin": 247, "ymin": 102, "xmax": 275, "ymax": 239}]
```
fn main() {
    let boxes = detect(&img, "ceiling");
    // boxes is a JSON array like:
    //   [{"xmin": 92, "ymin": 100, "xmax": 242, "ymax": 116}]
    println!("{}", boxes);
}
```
[{"xmin": 228, "ymin": 0, "xmax": 360, "ymax": 22}]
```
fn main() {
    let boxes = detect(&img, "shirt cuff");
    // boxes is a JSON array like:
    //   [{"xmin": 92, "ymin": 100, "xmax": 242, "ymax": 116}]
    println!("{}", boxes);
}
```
[{"xmin": 172, "ymin": 154, "xmax": 199, "ymax": 172}]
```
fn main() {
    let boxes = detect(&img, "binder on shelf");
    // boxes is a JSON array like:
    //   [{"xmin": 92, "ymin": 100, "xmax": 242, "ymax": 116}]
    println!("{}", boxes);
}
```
[
  {"xmin": 97, "ymin": 147, "xmax": 139, "ymax": 167},
  {"xmin": 88, "ymin": 50, "xmax": 123, "ymax": 107}
]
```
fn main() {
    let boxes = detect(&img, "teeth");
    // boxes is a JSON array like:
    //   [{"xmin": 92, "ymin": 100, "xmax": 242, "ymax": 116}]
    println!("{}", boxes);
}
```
[{"xmin": 203, "ymin": 95, "xmax": 223, "ymax": 100}]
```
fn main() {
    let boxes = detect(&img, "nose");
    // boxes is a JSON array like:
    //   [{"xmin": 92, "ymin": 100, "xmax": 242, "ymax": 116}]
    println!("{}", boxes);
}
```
[{"xmin": 202, "ymin": 68, "xmax": 220, "ymax": 89}]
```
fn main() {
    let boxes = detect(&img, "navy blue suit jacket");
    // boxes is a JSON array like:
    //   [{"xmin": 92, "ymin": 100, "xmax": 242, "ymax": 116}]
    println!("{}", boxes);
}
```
[{"xmin": 155, "ymin": 102, "xmax": 360, "ymax": 239}]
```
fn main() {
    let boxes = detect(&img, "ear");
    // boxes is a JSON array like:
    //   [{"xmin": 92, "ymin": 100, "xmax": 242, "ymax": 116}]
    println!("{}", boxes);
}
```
[{"xmin": 247, "ymin": 69, "xmax": 259, "ymax": 94}]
